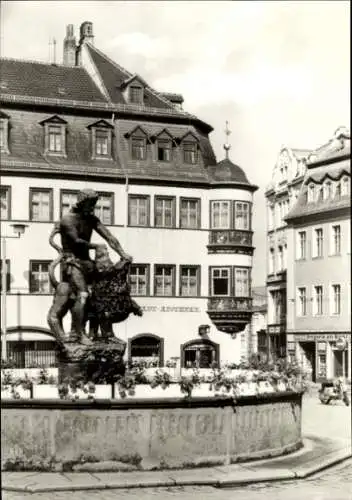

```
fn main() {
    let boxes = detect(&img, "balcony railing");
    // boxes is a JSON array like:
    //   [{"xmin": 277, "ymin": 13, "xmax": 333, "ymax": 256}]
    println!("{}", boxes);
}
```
[
  {"xmin": 207, "ymin": 297, "xmax": 253, "ymax": 334},
  {"xmin": 208, "ymin": 230, "xmax": 253, "ymax": 254}
]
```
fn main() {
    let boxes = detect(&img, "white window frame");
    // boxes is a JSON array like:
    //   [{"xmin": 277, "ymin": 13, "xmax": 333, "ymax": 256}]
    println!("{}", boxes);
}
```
[
  {"xmin": 211, "ymin": 200, "xmax": 231, "ymax": 229},
  {"xmin": 130, "ymin": 264, "xmax": 149, "ymax": 296},
  {"xmin": 269, "ymin": 247, "xmax": 275, "ymax": 274},
  {"xmin": 0, "ymin": 117, "xmax": 9, "ymax": 154},
  {"xmin": 234, "ymin": 267, "xmax": 250, "ymax": 297},
  {"xmin": 154, "ymin": 265, "xmax": 175, "ymax": 297},
  {"xmin": 128, "ymin": 195, "xmax": 149, "ymax": 227},
  {"xmin": 297, "ymin": 231, "xmax": 306, "ymax": 260},
  {"xmin": 308, "ymin": 183, "xmax": 315, "ymax": 203},
  {"xmin": 341, "ymin": 176, "xmax": 350, "ymax": 196},
  {"xmin": 180, "ymin": 198, "xmax": 200, "ymax": 229},
  {"xmin": 30, "ymin": 188, "xmax": 52, "ymax": 222},
  {"xmin": 0, "ymin": 185, "xmax": 11, "ymax": 220},
  {"xmin": 94, "ymin": 193, "xmax": 113, "ymax": 225},
  {"xmin": 330, "ymin": 224, "xmax": 341, "ymax": 255},
  {"xmin": 313, "ymin": 285, "xmax": 323, "ymax": 316},
  {"xmin": 211, "ymin": 267, "xmax": 231, "ymax": 297},
  {"xmin": 330, "ymin": 284, "xmax": 341, "ymax": 315},
  {"xmin": 30, "ymin": 261, "xmax": 52, "ymax": 294},
  {"xmin": 61, "ymin": 190, "xmax": 79, "ymax": 217},
  {"xmin": 180, "ymin": 266, "xmax": 200, "ymax": 297},
  {"xmin": 312, "ymin": 227, "xmax": 324, "ymax": 258},
  {"xmin": 297, "ymin": 287, "xmax": 307, "ymax": 316},
  {"xmin": 234, "ymin": 201, "xmax": 250, "ymax": 230},
  {"xmin": 154, "ymin": 196, "xmax": 175, "ymax": 228}
]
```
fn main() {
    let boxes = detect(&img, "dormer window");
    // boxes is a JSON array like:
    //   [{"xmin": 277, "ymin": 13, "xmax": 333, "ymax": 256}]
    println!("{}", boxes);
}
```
[
  {"xmin": 130, "ymin": 85, "xmax": 143, "ymax": 104},
  {"xmin": 87, "ymin": 120, "xmax": 113, "ymax": 159},
  {"xmin": 180, "ymin": 132, "xmax": 199, "ymax": 165},
  {"xmin": 125, "ymin": 126, "xmax": 149, "ymax": 161},
  {"xmin": 40, "ymin": 115, "xmax": 67, "ymax": 156},
  {"xmin": 308, "ymin": 183, "xmax": 315, "ymax": 203},
  {"xmin": 341, "ymin": 176, "xmax": 350, "ymax": 196},
  {"xmin": 324, "ymin": 180, "xmax": 332, "ymax": 199},
  {"xmin": 0, "ymin": 112, "xmax": 10, "ymax": 154},
  {"xmin": 335, "ymin": 182, "xmax": 341, "ymax": 198},
  {"xmin": 157, "ymin": 139, "xmax": 171, "ymax": 162}
]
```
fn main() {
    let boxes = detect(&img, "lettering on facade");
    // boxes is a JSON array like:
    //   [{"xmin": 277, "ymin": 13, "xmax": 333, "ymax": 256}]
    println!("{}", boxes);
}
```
[
  {"xmin": 294, "ymin": 333, "xmax": 350, "ymax": 342},
  {"xmin": 150, "ymin": 412, "xmax": 225, "ymax": 439},
  {"xmin": 141, "ymin": 306, "xmax": 201, "ymax": 313}
]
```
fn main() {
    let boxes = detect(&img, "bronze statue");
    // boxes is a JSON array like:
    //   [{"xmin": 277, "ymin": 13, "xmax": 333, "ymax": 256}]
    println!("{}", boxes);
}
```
[{"xmin": 47, "ymin": 188, "xmax": 141, "ymax": 346}]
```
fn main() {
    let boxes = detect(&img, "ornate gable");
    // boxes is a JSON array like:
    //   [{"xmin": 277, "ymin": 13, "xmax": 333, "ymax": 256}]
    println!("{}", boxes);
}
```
[
  {"xmin": 87, "ymin": 119, "xmax": 113, "ymax": 130},
  {"xmin": 39, "ymin": 115, "xmax": 68, "ymax": 126}
]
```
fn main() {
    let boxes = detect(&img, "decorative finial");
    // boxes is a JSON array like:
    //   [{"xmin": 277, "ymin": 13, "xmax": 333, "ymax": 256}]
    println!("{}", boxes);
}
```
[{"xmin": 224, "ymin": 121, "xmax": 231, "ymax": 159}]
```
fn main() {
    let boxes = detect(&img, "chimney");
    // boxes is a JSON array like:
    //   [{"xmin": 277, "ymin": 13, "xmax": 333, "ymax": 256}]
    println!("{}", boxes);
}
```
[
  {"xmin": 79, "ymin": 21, "xmax": 94, "ymax": 46},
  {"xmin": 63, "ymin": 24, "xmax": 77, "ymax": 66}
]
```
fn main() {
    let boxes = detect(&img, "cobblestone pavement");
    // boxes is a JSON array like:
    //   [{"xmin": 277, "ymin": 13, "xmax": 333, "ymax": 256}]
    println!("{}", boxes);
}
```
[{"xmin": 3, "ymin": 460, "xmax": 352, "ymax": 500}]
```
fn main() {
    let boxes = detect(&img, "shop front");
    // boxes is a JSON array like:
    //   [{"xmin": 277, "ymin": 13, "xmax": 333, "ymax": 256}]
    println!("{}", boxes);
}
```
[{"xmin": 287, "ymin": 333, "xmax": 351, "ymax": 383}]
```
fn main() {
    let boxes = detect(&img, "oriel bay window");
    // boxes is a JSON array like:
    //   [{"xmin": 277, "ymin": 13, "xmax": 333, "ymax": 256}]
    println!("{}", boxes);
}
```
[
  {"xmin": 128, "ymin": 195, "xmax": 149, "ymax": 226},
  {"xmin": 130, "ymin": 264, "xmax": 149, "ymax": 296},
  {"xmin": 210, "ymin": 266, "xmax": 251, "ymax": 297},
  {"xmin": 60, "ymin": 190, "xmax": 79, "ymax": 217},
  {"xmin": 30, "ymin": 261, "xmax": 52, "ymax": 294},
  {"xmin": 211, "ymin": 201, "xmax": 230, "ymax": 229},
  {"xmin": 155, "ymin": 196, "xmax": 175, "ymax": 228},
  {"xmin": 180, "ymin": 198, "xmax": 200, "ymax": 229},
  {"xmin": 154, "ymin": 265, "xmax": 175, "ymax": 296},
  {"xmin": 234, "ymin": 202, "xmax": 250, "ymax": 230},
  {"xmin": 234, "ymin": 268, "xmax": 250, "ymax": 297},
  {"xmin": 30, "ymin": 188, "xmax": 53, "ymax": 221},
  {"xmin": 180, "ymin": 266, "xmax": 200, "ymax": 296},
  {"xmin": 94, "ymin": 193, "xmax": 114, "ymax": 225}
]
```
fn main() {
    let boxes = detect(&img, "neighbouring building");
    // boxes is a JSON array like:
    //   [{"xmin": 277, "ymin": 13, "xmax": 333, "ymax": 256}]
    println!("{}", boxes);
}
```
[
  {"xmin": 0, "ymin": 21, "xmax": 258, "ymax": 369},
  {"xmin": 250, "ymin": 286, "xmax": 268, "ymax": 361},
  {"xmin": 285, "ymin": 128, "xmax": 351, "ymax": 382},
  {"xmin": 265, "ymin": 146, "xmax": 312, "ymax": 360}
]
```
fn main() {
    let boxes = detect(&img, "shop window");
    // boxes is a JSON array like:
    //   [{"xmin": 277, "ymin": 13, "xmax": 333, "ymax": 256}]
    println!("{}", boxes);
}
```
[
  {"xmin": 0, "ymin": 185, "xmax": 11, "ymax": 220},
  {"xmin": 128, "ymin": 334, "xmax": 163, "ymax": 367},
  {"xmin": 318, "ymin": 353, "xmax": 327, "ymax": 379},
  {"xmin": 181, "ymin": 339, "xmax": 219, "ymax": 368},
  {"xmin": 7, "ymin": 340, "xmax": 58, "ymax": 368},
  {"xmin": 128, "ymin": 195, "xmax": 150, "ymax": 226},
  {"xmin": 29, "ymin": 188, "xmax": 53, "ymax": 221}
]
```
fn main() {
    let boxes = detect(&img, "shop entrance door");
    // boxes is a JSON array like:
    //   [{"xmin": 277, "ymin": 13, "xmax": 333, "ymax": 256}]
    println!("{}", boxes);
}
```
[
  {"xmin": 333, "ymin": 350, "xmax": 348, "ymax": 378},
  {"xmin": 300, "ymin": 342, "xmax": 316, "ymax": 381}
]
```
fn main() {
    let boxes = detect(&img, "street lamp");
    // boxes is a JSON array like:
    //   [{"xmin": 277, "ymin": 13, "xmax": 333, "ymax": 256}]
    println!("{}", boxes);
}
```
[{"xmin": 1, "ymin": 223, "xmax": 28, "ymax": 361}]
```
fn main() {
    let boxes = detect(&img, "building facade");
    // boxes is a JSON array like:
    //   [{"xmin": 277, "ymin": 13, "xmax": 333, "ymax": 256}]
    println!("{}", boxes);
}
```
[
  {"xmin": 285, "ymin": 128, "xmax": 351, "ymax": 382},
  {"xmin": 265, "ymin": 147, "xmax": 311, "ymax": 360},
  {"xmin": 0, "ymin": 21, "xmax": 258, "ymax": 369}
]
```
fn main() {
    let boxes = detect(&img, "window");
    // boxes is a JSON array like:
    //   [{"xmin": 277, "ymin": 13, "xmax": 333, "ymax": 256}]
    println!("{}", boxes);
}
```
[
  {"xmin": 341, "ymin": 177, "xmax": 350, "ymax": 196},
  {"xmin": 297, "ymin": 231, "xmax": 306, "ymax": 260},
  {"xmin": 129, "ymin": 85, "xmax": 143, "ymax": 104},
  {"xmin": 313, "ymin": 286, "xmax": 323, "ymax": 315},
  {"xmin": 313, "ymin": 228, "xmax": 323, "ymax": 258},
  {"xmin": 94, "ymin": 193, "xmax": 113, "ymax": 225},
  {"xmin": 129, "ymin": 334, "xmax": 163, "ymax": 367},
  {"xmin": 331, "ymin": 284, "xmax": 341, "ymax": 315},
  {"xmin": 0, "ymin": 186, "xmax": 10, "ymax": 220},
  {"xmin": 234, "ymin": 268, "xmax": 250, "ymax": 297},
  {"xmin": 211, "ymin": 201, "xmax": 230, "ymax": 229},
  {"xmin": 271, "ymin": 290, "xmax": 284, "ymax": 323},
  {"xmin": 0, "ymin": 116, "xmax": 9, "ymax": 153},
  {"xmin": 183, "ymin": 142, "xmax": 197, "ymax": 164},
  {"xmin": 155, "ymin": 196, "xmax": 175, "ymax": 228},
  {"xmin": 234, "ymin": 202, "xmax": 250, "ymax": 230},
  {"xmin": 211, "ymin": 267, "xmax": 230, "ymax": 296},
  {"xmin": 269, "ymin": 248, "xmax": 275, "ymax": 274},
  {"xmin": 180, "ymin": 266, "xmax": 200, "ymax": 296},
  {"xmin": 30, "ymin": 188, "xmax": 53, "ymax": 221},
  {"xmin": 268, "ymin": 205, "xmax": 275, "ymax": 229},
  {"xmin": 128, "ymin": 195, "xmax": 149, "ymax": 226},
  {"xmin": 131, "ymin": 137, "xmax": 146, "ymax": 160},
  {"xmin": 335, "ymin": 182, "xmax": 341, "ymax": 198},
  {"xmin": 29, "ymin": 261, "xmax": 52, "ymax": 294},
  {"xmin": 308, "ymin": 183, "xmax": 315, "ymax": 203},
  {"xmin": 331, "ymin": 225, "xmax": 341, "ymax": 255},
  {"xmin": 130, "ymin": 264, "xmax": 149, "ymax": 296},
  {"xmin": 283, "ymin": 243, "xmax": 287, "ymax": 269},
  {"xmin": 61, "ymin": 190, "xmax": 78, "ymax": 217},
  {"xmin": 278, "ymin": 246, "xmax": 283, "ymax": 270},
  {"xmin": 180, "ymin": 198, "xmax": 200, "ymax": 229},
  {"xmin": 48, "ymin": 125, "xmax": 64, "ymax": 153},
  {"xmin": 95, "ymin": 129, "xmax": 109, "ymax": 156},
  {"xmin": 157, "ymin": 139, "xmax": 171, "ymax": 162},
  {"xmin": 0, "ymin": 259, "xmax": 10, "ymax": 292},
  {"xmin": 181, "ymin": 339, "xmax": 219, "ymax": 368},
  {"xmin": 324, "ymin": 181, "xmax": 332, "ymax": 199},
  {"xmin": 154, "ymin": 265, "xmax": 175, "ymax": 296},
  {"xmin": 297, "ymin": 287, "xmax": 307, "ymax": 316},
  {"xmin": 42, "ymin": 116, "xmax": 66, "ymax": 155}
]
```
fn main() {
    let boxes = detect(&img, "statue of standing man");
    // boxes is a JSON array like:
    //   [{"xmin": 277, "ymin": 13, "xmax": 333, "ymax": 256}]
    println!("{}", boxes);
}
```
[{"xmin": 47, "ymin": 188, "xmax": 132, "ymax": 344}]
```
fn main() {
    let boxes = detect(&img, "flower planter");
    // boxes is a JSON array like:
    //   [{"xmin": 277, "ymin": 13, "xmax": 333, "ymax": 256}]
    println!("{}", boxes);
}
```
[{"xmin": 1, "ymin": 388, "xmax": 31, "ymax": 399}]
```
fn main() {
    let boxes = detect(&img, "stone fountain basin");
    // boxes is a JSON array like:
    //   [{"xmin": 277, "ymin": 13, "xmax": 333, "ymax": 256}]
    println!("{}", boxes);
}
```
[{"xmin": 1, "ymin": 391, "xmax": 303, "ymax": 471}]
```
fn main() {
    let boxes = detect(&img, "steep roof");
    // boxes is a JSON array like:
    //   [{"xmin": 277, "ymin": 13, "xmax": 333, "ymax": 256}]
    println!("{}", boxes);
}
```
[
  {"xmin": 207, "ymin": 157, "xmax": 257, "ymax": 190},
  {"xmin": 307, "ymin": 128, "xmax": 350, "ymax": 166},
  {"xmin": 0, "ymin": 58, "xmax": 107, "ymax": 103}
]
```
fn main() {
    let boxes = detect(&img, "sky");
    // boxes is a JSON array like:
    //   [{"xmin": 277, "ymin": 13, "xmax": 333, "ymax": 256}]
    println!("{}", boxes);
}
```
[{"xmin": 1, "ymin": 0, "xmax": 350, "ymax": 286}]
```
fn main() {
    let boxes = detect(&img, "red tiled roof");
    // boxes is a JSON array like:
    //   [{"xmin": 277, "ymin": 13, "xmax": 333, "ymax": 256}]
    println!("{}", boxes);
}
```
[{"xmin": 0, "ymin": 58, "xmax": 107, "ymax": 103}]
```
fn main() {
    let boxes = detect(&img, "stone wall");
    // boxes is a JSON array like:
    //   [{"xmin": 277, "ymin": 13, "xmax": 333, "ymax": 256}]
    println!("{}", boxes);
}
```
[{"xmin": 1, "ymin": 392, "xmax": 302, "ymax": 470}]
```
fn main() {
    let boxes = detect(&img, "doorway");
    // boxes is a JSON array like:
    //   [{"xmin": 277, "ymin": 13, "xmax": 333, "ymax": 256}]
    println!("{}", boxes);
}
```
[
  {"xmin": 299, "ymin": 342, "xmax": 316, "ymax": 381},
  {"xmin": 333, "ymin": 350, "xmax": 348, "ymax": 378}
]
